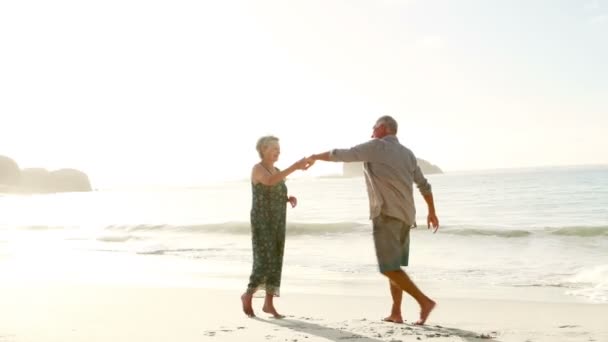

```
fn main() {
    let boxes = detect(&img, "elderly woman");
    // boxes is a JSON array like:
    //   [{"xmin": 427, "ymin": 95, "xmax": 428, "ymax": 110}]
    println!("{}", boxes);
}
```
[{"xmin": 241, "ymin": 136, "xmax": 311, "ymax": 318}]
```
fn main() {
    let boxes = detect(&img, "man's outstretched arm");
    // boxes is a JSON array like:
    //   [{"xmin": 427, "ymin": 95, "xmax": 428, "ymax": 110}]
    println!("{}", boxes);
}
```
[
  {"xmin": 309, "ymin": 140, "xmax": 379, "ymax": 163},
  {"xmin": 309, "ymin": 152, "xmax": 331, "ymax": 162}
]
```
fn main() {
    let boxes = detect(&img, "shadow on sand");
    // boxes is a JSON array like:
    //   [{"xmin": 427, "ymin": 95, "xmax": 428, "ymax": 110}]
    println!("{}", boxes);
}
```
[{"xmin": 258, "ymin": 317, "xmax": 500, "ymax": 342}]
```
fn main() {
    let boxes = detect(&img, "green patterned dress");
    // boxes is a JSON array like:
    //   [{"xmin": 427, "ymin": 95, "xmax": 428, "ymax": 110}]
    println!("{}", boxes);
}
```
[{"xmin": 246, "ymin": 170, "xmax": 288, "ymax": 297}]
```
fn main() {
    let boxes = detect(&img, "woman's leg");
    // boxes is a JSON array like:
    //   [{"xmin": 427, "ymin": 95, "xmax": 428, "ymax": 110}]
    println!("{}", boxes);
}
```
[
  {"xmin": 262, "ymin": 230, "xmax": 285, "ymax": 318},
  {"xmin": 262, "ymin": 292, "xmax": 283, "ymax": 318},
  {"xmin": 242, "ymin": 225, "xmax": 266, "ymax": 317}
]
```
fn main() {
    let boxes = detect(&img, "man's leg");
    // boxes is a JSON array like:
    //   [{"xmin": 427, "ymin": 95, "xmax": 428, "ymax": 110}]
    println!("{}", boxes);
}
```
[
  {"xmin": 374, "ymin": 215, "xmax": 436, "ymax": 325},
  {"xmin": 383, "ymin": 280, "xmax": 404, "ymax": 323},
  {"xmin": 382, "ymin": 269, "xmax": 436, "ymax": 325}
]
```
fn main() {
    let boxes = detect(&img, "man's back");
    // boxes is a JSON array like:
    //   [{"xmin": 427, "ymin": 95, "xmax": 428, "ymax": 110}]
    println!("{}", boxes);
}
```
[
  {"xmin": 330, "ymin": 135, "xmax": 432, "ymax": 225},
  {"xmin": 364, "ymin": 135, "xmax": 432, "ymax": 226}
]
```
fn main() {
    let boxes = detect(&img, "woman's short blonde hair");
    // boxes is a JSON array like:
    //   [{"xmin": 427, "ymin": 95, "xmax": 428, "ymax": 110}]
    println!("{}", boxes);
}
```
[{"xmin": 256, "ymin": 135, "xmax": 279, "ymax": 158}]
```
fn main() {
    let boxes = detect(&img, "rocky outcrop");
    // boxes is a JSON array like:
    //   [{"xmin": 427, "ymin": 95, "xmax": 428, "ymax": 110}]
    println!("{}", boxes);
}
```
[
  {"xmin": 342, "ymin": 158, "xmax": 443, "ymax": 177},
  {"xmin": 0, "ymin": 156, "xmax": 92, "ymax": 194},
  {"xmin": 415, "ymin": 159, "xmax": 443, "ymax": 175},
  {"xmin": 48, "ymin": 169, "xmax": 92, "ymax": 192},
  {"xmin": 20, "ymin": 168, "xmax": 53, "ymax": 193},
  {"xmin": 0, "ymin": 155, "xmax": 21, "ymax": 191}
]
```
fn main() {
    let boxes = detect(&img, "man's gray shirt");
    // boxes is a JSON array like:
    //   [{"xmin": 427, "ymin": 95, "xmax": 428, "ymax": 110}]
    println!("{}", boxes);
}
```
[{"xmin": 329, "ymin": 135, "xmax": 432, "ymax": 226}]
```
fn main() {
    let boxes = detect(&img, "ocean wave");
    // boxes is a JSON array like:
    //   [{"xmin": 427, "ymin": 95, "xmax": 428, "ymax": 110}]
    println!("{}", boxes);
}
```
[
  {"xmin": 18, "ymin": 225, "xmax": 76, "ymax": 231},
  {"xmin": 10, "ymin": 222, "xmax": 608, "ymax": 239},
  {"xmin": 105, "ymin": 222, "xmax": 368, "ymax": 236},
  {"xmin": 549, "ymin": 226, "xmax": 608, "ymax": 237},
  {"xmin": 441, "ymin": 228, "xmax": 532, "ymax": 238},
  {"xmin": 96, "ymin": 235, "xmax": 139, "ymax": 243},
  {"xmin": 137, "ymin": 247, "xmax": 226, "ymax": 256},
  {"xmin": 439, "ymin": 225, "xmax": 608, "ymax": 238},
  {"xmin": 511, "ymin": 283, "xmax": 573, "ymax": 288},
  {"xmin": 565, "ymin": 265, "xmax": 608, "ymax": 303},
  {"xmin": 567, "ymin": 264, "xmax": 608, "ymax": 285}
]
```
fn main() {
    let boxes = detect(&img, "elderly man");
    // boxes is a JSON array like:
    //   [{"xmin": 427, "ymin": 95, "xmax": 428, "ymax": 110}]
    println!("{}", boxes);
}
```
[{"xmin": 308, "ymin": 115, "xmax": 439, "ymax": 325}]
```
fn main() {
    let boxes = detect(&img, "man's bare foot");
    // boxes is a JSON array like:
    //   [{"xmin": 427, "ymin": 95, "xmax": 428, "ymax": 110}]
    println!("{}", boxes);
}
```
[
  {"xmin": 262, "ymin": 304, "xmax": 284, "ymax": 319},
  {"xmin": 241, "ymin": 293, "xmax": 255, "ymax": 317},
  {"xmin": 415, "ymin": 299, "xmax": 436, "ymax": 325},
  {"xmin": 382, "ymin": 314, "xmax": 404, "ymax": 324}
]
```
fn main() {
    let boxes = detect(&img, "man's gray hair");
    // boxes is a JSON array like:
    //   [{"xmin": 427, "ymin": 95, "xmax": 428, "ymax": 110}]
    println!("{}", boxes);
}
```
[
  {"xmin": 377, "ymin": 115, "xmax": 398, "ymax": 134},
  {"xmin": 256, "ymin": 135, "xmax": 279, "ymax": 158}
]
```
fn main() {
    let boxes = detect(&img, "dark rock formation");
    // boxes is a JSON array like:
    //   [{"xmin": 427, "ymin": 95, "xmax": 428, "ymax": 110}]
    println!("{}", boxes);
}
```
[
  {"xmin": 0, "ymin": 155, "xmax": 21, "ymax": 191},
  {"xmin": 19, "ymin": 168, "xmax": 53, "ymax": 193},
  {"xmin": 48, "ymin": 169, "xmax": 92, "ymax": 192},
  {"xmin": 0, "ymin": 156, "xmax": 92, "ymax": 194}
]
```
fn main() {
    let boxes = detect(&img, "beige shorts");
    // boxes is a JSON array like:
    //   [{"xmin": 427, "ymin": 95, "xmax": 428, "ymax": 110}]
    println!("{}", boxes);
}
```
[{"xmin": 372, "ymin": 214, "xmax": 411, "ymax": 273}]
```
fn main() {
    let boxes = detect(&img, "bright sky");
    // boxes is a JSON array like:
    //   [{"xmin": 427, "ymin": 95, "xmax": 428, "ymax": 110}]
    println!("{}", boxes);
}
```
[{"xmin": 1, "ymin": 0, "xmax": 607, "ymax": 188}]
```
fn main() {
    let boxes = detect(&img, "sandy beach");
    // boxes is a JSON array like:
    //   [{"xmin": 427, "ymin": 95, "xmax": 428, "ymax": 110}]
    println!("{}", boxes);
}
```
[{"xmin": 0, "ymin": 286, "xmax": 606, "ymax": 342}]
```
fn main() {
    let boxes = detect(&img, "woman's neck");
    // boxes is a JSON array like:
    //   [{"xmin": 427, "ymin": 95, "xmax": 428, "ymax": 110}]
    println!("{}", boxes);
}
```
[{"xmin": 260, "ymin": 159, "xmax": 275, "ymax": 171}]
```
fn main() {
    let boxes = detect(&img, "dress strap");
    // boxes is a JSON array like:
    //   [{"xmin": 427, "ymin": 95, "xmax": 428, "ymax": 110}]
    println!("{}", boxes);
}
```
[{"xmin": 260, "ymin": 164, "xmax": 274, "ymax": 175}]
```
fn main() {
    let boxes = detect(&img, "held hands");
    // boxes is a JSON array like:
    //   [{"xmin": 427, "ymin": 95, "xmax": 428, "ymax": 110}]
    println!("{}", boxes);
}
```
[{"xmin": 294, "ymin": 156, "xmax": 316, "ymax": 170}]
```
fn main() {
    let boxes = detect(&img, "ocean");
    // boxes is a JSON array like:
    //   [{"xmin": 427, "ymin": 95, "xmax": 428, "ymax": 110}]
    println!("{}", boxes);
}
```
[{"xmin": 1, "ymin": 166, "xmax": 607, "ymax": 304}]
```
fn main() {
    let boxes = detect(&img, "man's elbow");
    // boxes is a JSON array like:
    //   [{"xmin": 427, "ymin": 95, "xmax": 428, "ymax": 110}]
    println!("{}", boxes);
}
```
[{"xmin": 418, "ymin": 183, "xmax": 433, "ymax": 196}]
